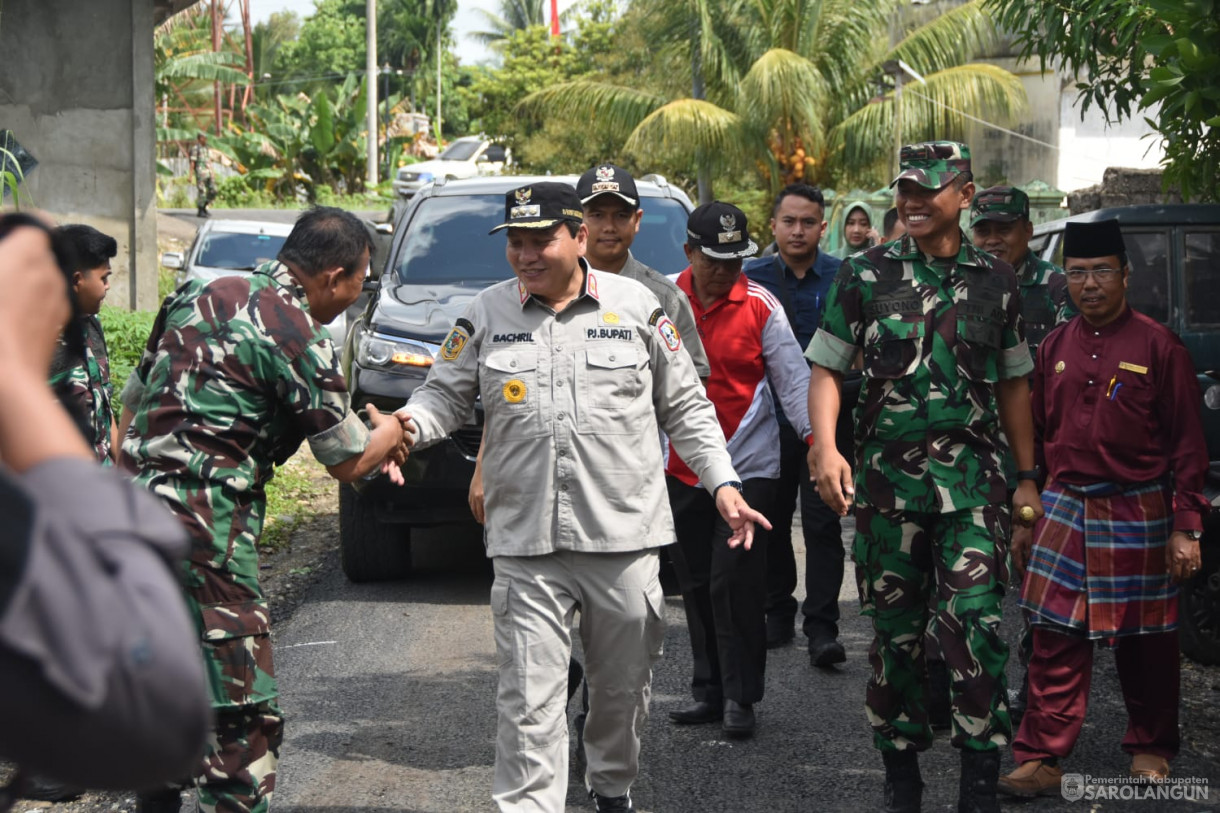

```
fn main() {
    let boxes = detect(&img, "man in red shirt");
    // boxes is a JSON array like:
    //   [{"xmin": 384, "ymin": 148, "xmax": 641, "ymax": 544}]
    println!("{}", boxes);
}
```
[
  {"xmin": 1000, "ymin": 219, "xmax": 1209, "ymax": 796},
  {"xmin": 665, "ymin": 202, "xmax": 812, "ymax": 738}
]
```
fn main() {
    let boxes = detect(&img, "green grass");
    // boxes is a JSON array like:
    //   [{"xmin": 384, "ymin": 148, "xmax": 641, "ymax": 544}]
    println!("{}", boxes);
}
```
[{"xmin": 262, "ymin": 455, "xmax": 331, "ymax": 552}]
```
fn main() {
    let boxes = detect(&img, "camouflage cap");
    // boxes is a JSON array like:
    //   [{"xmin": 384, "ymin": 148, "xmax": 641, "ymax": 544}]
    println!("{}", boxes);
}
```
[
  {"xmin": 890, "ymin": 141, "xmax": 971, "ymax": 189},
  {"xmin": 970, "ymin": 185, "xmax": 1030, "ymax": 227}
]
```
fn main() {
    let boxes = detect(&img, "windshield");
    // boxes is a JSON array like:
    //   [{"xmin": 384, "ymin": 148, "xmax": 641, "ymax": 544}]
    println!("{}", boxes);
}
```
[
  {"xmin": 393, "ymin": 193, "xmax": 692, "ymax": 285},
  {"xmin": 196, "ymin": 232, "xmax": 286, "ymax": 270},
  {"xmin": 438, "ymin": 140, "xmax": 480, "ymax": 161}
]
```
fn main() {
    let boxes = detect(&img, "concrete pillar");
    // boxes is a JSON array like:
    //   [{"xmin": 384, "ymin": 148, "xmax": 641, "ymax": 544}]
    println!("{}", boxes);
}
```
[{"xmin": 0, "ymin": 0, "xmax": 160, "ymax": 311}]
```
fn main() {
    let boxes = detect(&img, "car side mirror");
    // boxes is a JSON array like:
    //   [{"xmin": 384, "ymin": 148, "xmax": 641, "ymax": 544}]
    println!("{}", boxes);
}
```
[
  {"xmin": 374, "ymin": 222, "xmax": 393, "ymax": 234},
  {"xmin": 161, "ymin": 251, "xmax": 184, "ymax": 270}
]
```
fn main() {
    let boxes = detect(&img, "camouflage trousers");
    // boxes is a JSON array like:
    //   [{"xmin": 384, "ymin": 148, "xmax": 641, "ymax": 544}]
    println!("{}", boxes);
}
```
[
  {"xmin": 853, "ymin": 503, "xmax": 1012, "ymax": 753},
  {"xmin": 196, "ymin": 173, "xmax": 216, "ymax": 208},
  {"xmin": 196, "ymin": 701, "xmax": 283, "ymax": 813}
]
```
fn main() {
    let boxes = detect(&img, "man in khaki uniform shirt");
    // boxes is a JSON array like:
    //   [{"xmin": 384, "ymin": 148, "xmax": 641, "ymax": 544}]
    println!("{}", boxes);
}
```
[{"xmin": 398, "ymin": 183, "xmax": 770, "ymax": 813}]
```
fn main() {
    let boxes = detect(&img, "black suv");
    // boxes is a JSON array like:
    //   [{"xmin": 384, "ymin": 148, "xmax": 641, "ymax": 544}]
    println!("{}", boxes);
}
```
[
  {"xmin": 1032, "ymin": 204, "xmax": 1220, "ymax": 664},
  {"xmin": 338, "ymin": 174, "xmax": 695, "ymax": 582}
]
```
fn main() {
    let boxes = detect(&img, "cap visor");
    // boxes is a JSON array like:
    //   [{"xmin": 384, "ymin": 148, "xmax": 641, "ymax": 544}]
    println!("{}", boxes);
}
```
[
  {"xmin": 890, "ymin": 169, "xmax": 955, "ymax": 189},
  {"xmin": 489, "ymin": 218, "xmax": 564, "ymax": 235},
  {"xmin": 579, "ymin": 190, "xmax": 639, "ymax": 208},
  {"xmin": 969, "ymin": 211, "xmax": 1021, "ymax": 228},
  {"xmin": 700, "ymin": 239, "xmax": 759, "ymax": 260}
]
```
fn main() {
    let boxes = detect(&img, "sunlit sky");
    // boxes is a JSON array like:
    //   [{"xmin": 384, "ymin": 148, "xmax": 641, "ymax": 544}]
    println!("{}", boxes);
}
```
[{"xmin": 250, "ymin": 0, "xmax": 578, "ymax": 66}]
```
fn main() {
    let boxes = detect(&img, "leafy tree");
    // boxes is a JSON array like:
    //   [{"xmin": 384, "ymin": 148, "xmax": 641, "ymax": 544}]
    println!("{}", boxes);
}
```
[
  {"xmin": 251, "ymin": 12, "xmax": 301, "ymax": 100},
  {"xmin": 519, "ymin": 0, "xmax": 1027, "ymax": 199},
  {"xmin": 987, "ymin": 0, "xmax": 1220, "ymax": 201},
  {"xmin": 464, "ymin": 10, "xmax": 619, "ymax": 172},
  {"xmin": 155, "ymin": 7, "xmax": 252, "ymax": 135},
  {"xmin": 272, "ymin": 0, "xmax": 368, "ymax": 88}
]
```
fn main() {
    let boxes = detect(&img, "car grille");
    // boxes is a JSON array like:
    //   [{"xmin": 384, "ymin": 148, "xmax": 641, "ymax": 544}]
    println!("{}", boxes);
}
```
[
  {"xmin": 451, "ymin": 425, "xmax": 483, "ymax": 458},
  {"xmin": 398, "ymin": 172, "xmax": 419, "ymax": 182}
]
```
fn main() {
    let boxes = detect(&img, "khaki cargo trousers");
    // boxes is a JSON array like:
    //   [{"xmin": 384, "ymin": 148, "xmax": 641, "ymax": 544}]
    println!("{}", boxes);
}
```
[{"xmin": 490, "ymin": 549, "xmax": 666, "ymax": 812}]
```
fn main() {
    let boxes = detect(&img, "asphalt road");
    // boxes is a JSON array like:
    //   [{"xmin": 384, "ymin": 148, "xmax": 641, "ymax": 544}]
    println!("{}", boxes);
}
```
[{"xmin": 269, "ymin": 521, "xmax": 1220, "ymax": 813}]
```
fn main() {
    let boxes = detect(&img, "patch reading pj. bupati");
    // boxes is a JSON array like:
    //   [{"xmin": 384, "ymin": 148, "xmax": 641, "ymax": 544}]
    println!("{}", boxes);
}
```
[
  {"xmin": 440, "ymin": 318, "xmax": 474, "ymax": 361},
  {"xmin": 656, "ymin": 316, "xmax": 682, "ymax": 352},
  {"xmin": 503, "ymin": 379, "xmax": 527, "ymax": 403}
]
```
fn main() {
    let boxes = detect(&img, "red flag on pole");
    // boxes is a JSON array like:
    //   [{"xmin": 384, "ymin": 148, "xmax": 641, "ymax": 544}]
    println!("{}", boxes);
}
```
[{"xmin": 551, "ymin": 0, "xmax": 560, "ymax": 36}]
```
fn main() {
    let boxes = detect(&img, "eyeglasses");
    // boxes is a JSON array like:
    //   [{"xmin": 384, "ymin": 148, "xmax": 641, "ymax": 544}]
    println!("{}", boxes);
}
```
[{"xmin": 1065, "ymin": 267, "xmax": 1121, "ymax": 283}]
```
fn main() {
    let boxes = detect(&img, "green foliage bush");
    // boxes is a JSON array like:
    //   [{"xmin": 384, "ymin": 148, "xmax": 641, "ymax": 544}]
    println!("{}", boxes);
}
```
[
  {"xmin": 99, "ymin": 305, "xmax": 158, "ymax": 399},
  {"xmin": 214, "ymin": 175, "xmax": 277, "ymax": 209}
]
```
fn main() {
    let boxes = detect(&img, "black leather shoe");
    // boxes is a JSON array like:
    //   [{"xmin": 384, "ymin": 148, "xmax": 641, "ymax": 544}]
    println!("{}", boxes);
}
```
[
  {"xmin": 668, "ymin": 700, "xmax": 723, "ymax": 725},
  {"xmin": 809, "ymin": 637, "xmax": 847, "ymax": 667},
  {"xmin": 766, "ymin": 616, "xmax": 795, "ymax": 648},
  {"xmin": 722, "ymin": 700, "xmax": 755, "ymax": 738},
  {"xmin": 590, "ymin": 789, "xmax": 634, "ymax": 811}
]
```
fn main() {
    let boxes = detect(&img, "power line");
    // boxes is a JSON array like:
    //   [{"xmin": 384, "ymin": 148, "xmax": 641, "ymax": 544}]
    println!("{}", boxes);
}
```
[{"xmin": 906, "ymin": 88, "xmax": 1061, "ymax": 151}]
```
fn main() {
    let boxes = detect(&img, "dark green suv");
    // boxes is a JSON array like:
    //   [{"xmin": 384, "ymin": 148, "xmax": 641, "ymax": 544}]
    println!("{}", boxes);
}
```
[{"xmin": 1032, "ymin": 204, "xmax": 1220, "ymax": 664}]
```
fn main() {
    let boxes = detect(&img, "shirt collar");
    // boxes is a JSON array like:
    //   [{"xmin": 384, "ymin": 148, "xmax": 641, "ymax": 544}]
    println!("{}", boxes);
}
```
[
  {"xmin": 890, "ymin": 230, "xmax": 992, "ymax": 274},
  {"xmin": 675, "ymin": 266, "xmax": 748, "ymax": 307},
  {"xmin": 258, "ymin": 260, "xmax": 311, "ymax": 312},
  {"xmin": 1078, "ymin": 302, "xmax": 1133, "ymax": 337},
  {"xmin": 774, "ymin": 250, "xmax": 829, "ymax": 280},
  {"xmin": 517, "ymin": 257, "xmax": 596, "ymax": 310}
]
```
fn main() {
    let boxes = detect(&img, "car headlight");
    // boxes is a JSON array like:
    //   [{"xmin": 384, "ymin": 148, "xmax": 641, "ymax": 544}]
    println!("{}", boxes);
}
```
[
  {"xmin": 416, "ymin": 172, "xmax": 434, "ymax": 183},
  {"xmin": 357, "ymin": 331, "xmax": 439, "ymax": 374}
]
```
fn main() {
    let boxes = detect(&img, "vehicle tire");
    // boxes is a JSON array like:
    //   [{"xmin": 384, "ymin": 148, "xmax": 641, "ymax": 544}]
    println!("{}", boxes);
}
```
[
  {"xmin": 1180, "ymin": 514, "xmax": 1220, "ymax": 665},
  {"xmin": 338, "ymin": 482, "xmax": 413, "ymax": 583}
]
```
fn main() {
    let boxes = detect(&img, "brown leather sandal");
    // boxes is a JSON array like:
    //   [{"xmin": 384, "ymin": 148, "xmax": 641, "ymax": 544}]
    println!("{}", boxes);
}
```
[{"xmin": 1130, "ymin": 753, "xmax": 1170, "ymax": 782}]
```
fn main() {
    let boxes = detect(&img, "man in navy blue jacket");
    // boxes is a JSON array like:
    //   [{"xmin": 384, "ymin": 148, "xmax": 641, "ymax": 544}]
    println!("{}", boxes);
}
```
[{"xmin": 744, "ymin": 183, "xmax": 855, "ymax": 665}]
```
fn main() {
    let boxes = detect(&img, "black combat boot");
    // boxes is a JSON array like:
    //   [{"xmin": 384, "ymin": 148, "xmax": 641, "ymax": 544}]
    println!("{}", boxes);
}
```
[
  {"xmin": 882, "ymin": 749, "xmax": 923, "ymax": 813},
  {"xmin": 136, "ymin": 787, "xmax": 184, "ymax": 813},
  {"xmin": 958, "ymin": 749, "xmax": 1001, "ymax": 813}
]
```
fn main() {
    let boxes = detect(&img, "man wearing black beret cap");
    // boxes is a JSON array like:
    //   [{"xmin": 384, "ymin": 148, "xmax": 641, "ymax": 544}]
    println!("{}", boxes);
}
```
[
  {"xmin": 1001, "ymin": 218, "xmax": 1209, "ymax": 796},
  {"xmin": 399, "ymin": 183, "xmax": 771, "ymax": 812}
]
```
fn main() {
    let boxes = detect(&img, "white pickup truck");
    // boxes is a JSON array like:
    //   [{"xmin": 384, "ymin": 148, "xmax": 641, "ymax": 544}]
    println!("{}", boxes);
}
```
[{"xmin": 391, "ymin": 136, "xmax": 511, "ymax": 200}]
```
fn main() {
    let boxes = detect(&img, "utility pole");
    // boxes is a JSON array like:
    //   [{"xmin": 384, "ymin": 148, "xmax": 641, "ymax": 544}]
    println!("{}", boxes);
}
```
[
  {"xmin": 211, "ymin": 0, "xmax": 222, "ymax": 134},
  {"xmin": 366, "ymin": 0, "xmax": 378, "ymax": 188},
  {"xmin": 435, "ymin": 19, "xmax": 443, "ymax": 145}
]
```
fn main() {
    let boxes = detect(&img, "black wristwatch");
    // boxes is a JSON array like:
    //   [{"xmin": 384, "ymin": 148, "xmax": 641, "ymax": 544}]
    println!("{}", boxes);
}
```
[
  {"xmin": 713, "ymin": 480, "xmax": 744, "ymax": 498},
  {"xmin": 1016, "ymin": 468, "xmax": 1042, "ymax": 482},
  {"xmin": 1182, "ymin": 529, "xmax": 1203, "ymax": 541}
]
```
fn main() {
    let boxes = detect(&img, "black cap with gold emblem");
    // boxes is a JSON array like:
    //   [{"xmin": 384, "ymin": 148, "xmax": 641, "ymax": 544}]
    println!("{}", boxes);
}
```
[
  {"xmin": 685, "ymin": 201, "xmax": 758, "ymax": 259},
  {"xmin": 576, "ymin": 164, "xmax": 639, "ymax": 209},
  {"xmin": 489, "ymin": 181, "xmax": 585, "ymax": 234}
]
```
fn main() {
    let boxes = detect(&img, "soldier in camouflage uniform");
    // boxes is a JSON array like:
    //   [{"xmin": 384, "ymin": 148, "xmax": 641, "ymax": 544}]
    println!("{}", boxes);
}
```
[
  {"xmin": 47, "ymin": 225, "xmax": 118, "ymax": 466},
  {"xmin": 805, "ymin": 142, "xmax": 1043, "ymax": 813},
  {"xmin": 190, "ymin": 133, "xmax": 216, "ymax": 219},
  {"xmin": 970, "ymin": 185, "xmax": 1073, "ymax": 360},
  {"xmin": 969, "ymin": 185, "xmax": 1075, "ymax": 727},
  {"xmin": 119, "ymin": 207, "xmax": 410, "ymax": 813}
]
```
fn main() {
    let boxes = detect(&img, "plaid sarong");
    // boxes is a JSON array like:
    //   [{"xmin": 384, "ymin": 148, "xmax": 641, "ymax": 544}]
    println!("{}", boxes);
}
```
[{"xmin": 1019, "ymin": 479, "xmax": 1177, "ymax": 640}]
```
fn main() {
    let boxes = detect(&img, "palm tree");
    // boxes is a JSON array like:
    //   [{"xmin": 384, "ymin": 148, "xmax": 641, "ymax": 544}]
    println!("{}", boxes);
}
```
[
  {"xmin": 519, "ymin": 0, "xmax": 1026, "ymax": 199},
  {"xmin": 469, "ymin": 0, "xmax": 551, "ymax": 51}
]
